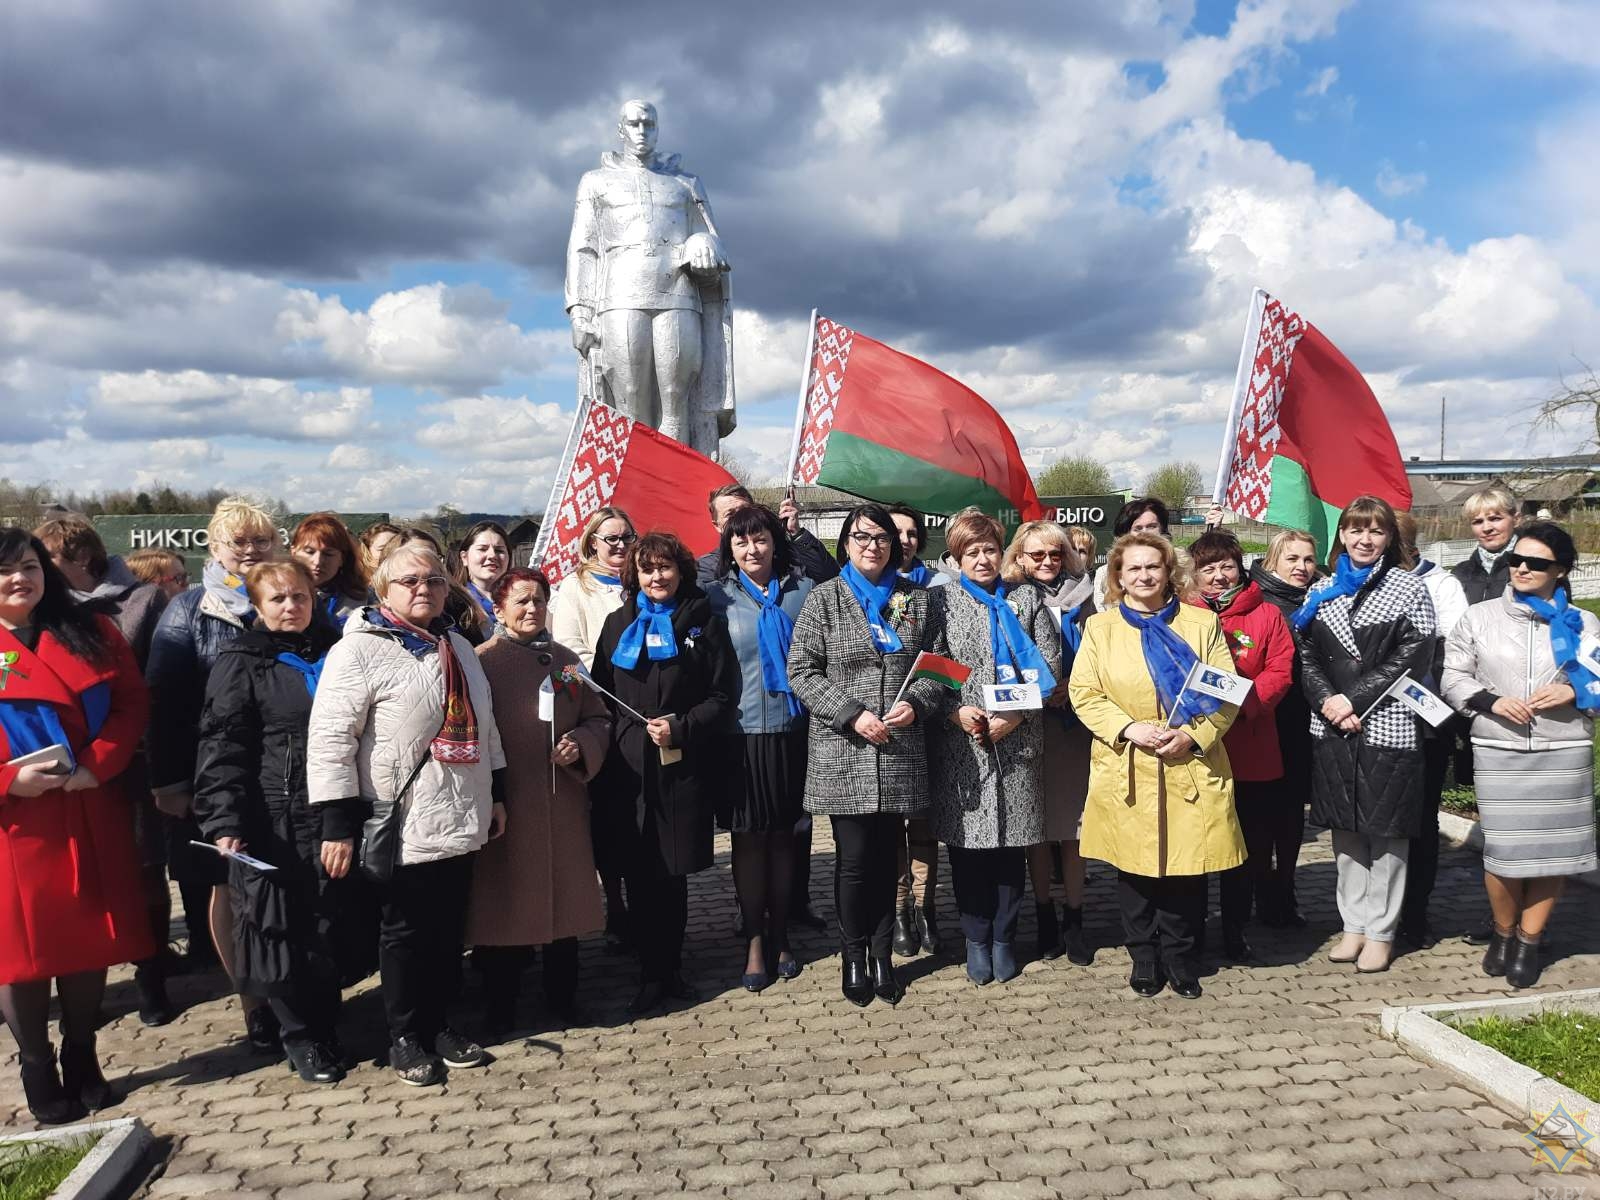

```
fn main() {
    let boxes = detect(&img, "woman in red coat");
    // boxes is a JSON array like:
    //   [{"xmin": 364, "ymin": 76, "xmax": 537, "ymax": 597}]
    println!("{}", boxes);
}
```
[
  {"xmin": 0, "ymin": 530, "xmax": 152, "ymax": 1125},
  {"xmin": 1186, "ymin": 531, "xmax": 1295, "ymax": 963}
]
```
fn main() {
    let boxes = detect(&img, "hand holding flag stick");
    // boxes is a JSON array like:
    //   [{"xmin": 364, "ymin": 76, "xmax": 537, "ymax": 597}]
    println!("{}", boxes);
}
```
[
  {"xmin": 1163, "ymin": 660, "xmax": 1254, "ymax": 729},
  {"xmin": 1355, "ymin": 672, "xmax": 1454, "ymax": 730}
]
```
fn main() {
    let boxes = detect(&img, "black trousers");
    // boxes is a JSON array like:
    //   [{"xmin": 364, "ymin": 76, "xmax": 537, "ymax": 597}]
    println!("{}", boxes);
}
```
[
  {"xmin": 478, "ymin": 938, "xmax": 580, "ymax": 1006},
  {"xmin": 1401, "ymin": 736, "xmax": 1449, "ymax": 932},
  {"xmin": 632, "ymin": 875, "xmax": 689, "ymax": 983},
  {"xmin": 830, "ymin": 813, "xmax": 901, "ymax": 958},
  {"xmin": 948, "ymin": 845, "xmax": 1026, "ymax": 946},
  {"xmin": 1219, "ymin": 778, "xmax": 1296, "ymax": 927},
  {"xmin": 1118, "ymin": 871, "xmax": 1206, "ymax": 969},
  {"xmin": 377, "ymin": 855, "xmax": 472, "ymax": 1044},
  {"xmin": 269, "ymin": 973, "xmax": 342, "ymax": 1047}
]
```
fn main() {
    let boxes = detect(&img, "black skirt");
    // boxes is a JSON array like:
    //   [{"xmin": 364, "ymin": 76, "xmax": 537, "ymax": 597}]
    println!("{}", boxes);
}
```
[{"xmin": 717, "ymin": 730, "xmax": 807, "ymax": 834}]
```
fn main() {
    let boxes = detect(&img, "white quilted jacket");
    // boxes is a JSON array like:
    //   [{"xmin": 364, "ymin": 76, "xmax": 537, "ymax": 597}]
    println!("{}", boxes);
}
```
[{"xmin": 307, "ymin": 607, "xmax": 506, "ymax": 866}]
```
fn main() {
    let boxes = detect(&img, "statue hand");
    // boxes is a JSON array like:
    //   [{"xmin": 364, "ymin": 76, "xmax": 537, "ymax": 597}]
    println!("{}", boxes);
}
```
[
  {"xmin": 683, "ymin": 232, "xmax": 725, "ymax": 276},
  {"xmin": 570, "ymin": 308, "xmax": 598, "ymax": 354}
]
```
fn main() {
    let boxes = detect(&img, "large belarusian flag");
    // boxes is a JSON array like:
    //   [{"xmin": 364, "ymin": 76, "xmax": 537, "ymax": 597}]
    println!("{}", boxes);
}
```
[
  {"xmin": 786, "ymin": 312, "xmax": 1044, "ymax": 522},
  {"xmin": 1213, "ymin": 288, "xmax": 1412, "ymax": 557}
]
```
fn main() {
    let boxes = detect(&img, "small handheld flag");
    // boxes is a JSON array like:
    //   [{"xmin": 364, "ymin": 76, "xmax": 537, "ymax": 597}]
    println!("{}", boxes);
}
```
[
  {"xmin": 1163, "ymin": 660, "xmax": 1242, "ymax": 729},
  {"xmin": 538, "ymin": 675, "xmax": 556, "ymax": 724},
  {"xmin": 1360, "ymin": 672, "xmax": 1454, "ymax": 728},
  {"xmin": 1187, "ymin": 663, "xmax": 1253, "ymax": 707},
  {"xmin": 889, "ymin": 651, "xmax": 973, "ymax": 712}
]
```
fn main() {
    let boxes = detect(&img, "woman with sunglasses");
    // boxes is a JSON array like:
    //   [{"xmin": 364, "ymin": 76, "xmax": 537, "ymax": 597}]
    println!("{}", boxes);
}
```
[
  {"xmin": 548, "ymin": 506, "xmax": 638, "ymax": 949},
  {"xmin": 1001, "ymin": 518, "xmax": 1096, "ymax": 964},
  {"xmin": 1442, "ymin": 522, "xmax": 1599, "ymax": 988},
  {"xmin": 787, "ymin": 503, "xmax": 946, "ymax": 1007}
]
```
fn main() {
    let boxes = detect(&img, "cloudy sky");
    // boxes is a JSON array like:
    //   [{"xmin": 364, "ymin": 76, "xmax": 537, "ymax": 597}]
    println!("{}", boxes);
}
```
[{"xmin": 3, "ymin": 1, "xmax": 1598, "ymax": 516}]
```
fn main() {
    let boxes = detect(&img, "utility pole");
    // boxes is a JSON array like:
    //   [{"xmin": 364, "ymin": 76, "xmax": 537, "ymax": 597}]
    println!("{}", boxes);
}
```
[{"xmin": 1439, "ymin": 395, "xmax": 1446, "ymax": 461}]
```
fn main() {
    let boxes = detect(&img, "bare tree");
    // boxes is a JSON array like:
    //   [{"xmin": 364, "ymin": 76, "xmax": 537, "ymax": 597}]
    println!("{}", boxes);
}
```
[{"xmin": 1532, "ymin": 361, "xmax": 1600, "ymax": 452}]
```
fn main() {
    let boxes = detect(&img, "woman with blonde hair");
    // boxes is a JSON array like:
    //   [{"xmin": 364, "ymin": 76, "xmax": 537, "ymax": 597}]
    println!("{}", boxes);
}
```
[
  {"xmin": 358, "ymin": 522, "xmax": 403, "ymax": 573},
  {"xmin": 1451, "ymin": 485, "xmax": 1520, "ymax": 605},
  {"xmin": 396, "ymin": 527, "xmax": 487, "ymax": 645},
  {"xmin": 147, "ymin": 496, "xmax": 282, "ymax": 1049},
  {"xmin": 1001, "ymin": 519, "xmax": 1096, "ymax": 964},
  {"xmin": 1068, "ymin": 531, "xmax": 1242, "ymax": 999}
]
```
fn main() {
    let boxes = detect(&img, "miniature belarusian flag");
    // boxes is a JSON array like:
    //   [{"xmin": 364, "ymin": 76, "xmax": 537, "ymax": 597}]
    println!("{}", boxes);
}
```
[{"xmin": 907, "ymin": 652, "xmax": 973, "ymax": 691}]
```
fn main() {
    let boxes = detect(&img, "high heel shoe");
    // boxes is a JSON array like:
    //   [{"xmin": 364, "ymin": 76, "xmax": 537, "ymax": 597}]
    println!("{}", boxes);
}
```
[
  {"xmin": 1355, "ymin": 940, "xmax": 1392, "ymax": 973},
  {"xmin": 1034, "ymin": 901, "xmax": 1062, "ymax": 961},
  {"xmin": 1328, "ymin": 933, "xmax": 1365, "ymax": 963},
  {"xmin": 775, "ymin": 950, "xmax": 801, "ymax": 981},
  {"xmin": 992, "ymin": 942, "xmax": 1019, "ymax": 983},
  {"xmin": 741, "ymin": 937, "xmax": 769, "ymax": 992},
  {"xmin": 868, "ymin": 955, "xmax": 903, "ymax": 1005},
  {"xmin": 841, "ymin": 954, "xmax": 873, "ymax": 1007},
  {"xmin": 1061, "ymin": 905, "xmax": 1092, "ymax": 966},
  {"xmin": 965, "ymin": 939, "xmax": 994, "ymax": 986}
]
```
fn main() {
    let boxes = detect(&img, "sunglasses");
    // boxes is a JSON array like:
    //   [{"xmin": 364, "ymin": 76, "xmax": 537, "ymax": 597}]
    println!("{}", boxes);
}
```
[
  {"xmin": 1022, "ymin": 549, "xmax": 1064, "ymax": 562},
  {"xmin": 1506, "ymin": 553, "xmax": 1558, "ymax": 573}
]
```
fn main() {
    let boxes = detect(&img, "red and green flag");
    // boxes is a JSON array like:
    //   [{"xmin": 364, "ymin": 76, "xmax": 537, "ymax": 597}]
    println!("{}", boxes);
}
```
[
  {"xmin": 906, "ymin": 651, "xmax": 972, "ymax": 692},
  {"xmin": 786, "ymin": 313, "xmax": 1044, "ymax": 522},
  {"xmin": 1213, "ymin": 288, "xmax": 1412, "ymax": 557}
]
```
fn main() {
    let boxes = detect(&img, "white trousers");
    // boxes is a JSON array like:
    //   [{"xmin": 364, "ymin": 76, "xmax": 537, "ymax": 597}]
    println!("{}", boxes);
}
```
[{"xmin": 1332, "ymin": 830, "xmax": 1409, "ymax": 943}]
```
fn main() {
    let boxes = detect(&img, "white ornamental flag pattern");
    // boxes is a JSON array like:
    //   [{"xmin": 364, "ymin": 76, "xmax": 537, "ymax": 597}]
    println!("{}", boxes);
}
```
[
  {"xmin": 792, "ymin": 315, "xmax": 856, "ymax": 486},
  {"xmin": 1219, "ymin": 289, "xmax": 1306, "ymax": 520},
  {"xmin": 542, "ymin": 402, "xmax": 634, "ymax": 586}
]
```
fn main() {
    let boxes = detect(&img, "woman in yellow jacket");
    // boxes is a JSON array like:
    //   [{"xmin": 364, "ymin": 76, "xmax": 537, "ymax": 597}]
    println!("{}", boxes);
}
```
[{"xmin": 1068, "ymin": 532, "xmax": 1245, "ymax": 1000}]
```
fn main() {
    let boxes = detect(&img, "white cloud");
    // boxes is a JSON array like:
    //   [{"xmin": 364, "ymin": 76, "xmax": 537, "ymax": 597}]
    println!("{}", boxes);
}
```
[
  {"xmin": 1433, "ymin": 1, "xmax": 1600, "ymax": 67},
  {"xmin": 413, "ymin": 395, "xmax": 572, "ymax": 463},
  {"xmin": 1375, "ymin": 160, "xmax": 1427, "ymax": 199},
  {"xmin": 1300, "ymin": 65, "xmax": 1338, "ymax": 97},
  {"xmin": 86, "ymin": 370, "xmax": 372, "ymax": 441}
]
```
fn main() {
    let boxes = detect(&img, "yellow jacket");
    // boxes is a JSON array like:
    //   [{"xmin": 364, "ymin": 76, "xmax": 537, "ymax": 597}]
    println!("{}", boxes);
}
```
[{"xmin": 1067, "ymin": 603, "xmax": 1245, "ymax": 878}]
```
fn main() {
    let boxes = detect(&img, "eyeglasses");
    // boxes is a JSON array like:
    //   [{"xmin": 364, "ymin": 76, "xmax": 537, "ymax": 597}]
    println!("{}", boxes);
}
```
[
  {"xmin": 162, "ymin": 573, "xmax": 190, "ymax": 587},
  {"xmin": 1022, "ymin": 549, "xmax": 1064, "ymax": 562},
  {"xmin": 1506, "ymin": 553, "xmax": 1558, "ymax": 573},
  {"xmin": 393, "ymin": 575, "xmax": 449, "ymax": 591},
  {"xmin": 226, "ymin": 537, "xmax": 277, "ymax": 553},
  {"xmin": 848, "ymin": 532, "xmax": 894, "ymax": 549},
  {"xmin": 597, "ymin": 533, "xmax": 637, "ymax": 549}
]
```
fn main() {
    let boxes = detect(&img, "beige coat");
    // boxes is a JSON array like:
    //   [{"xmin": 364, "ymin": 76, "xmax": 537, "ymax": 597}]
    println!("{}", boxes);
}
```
[
  {"xmin": 465, "ymin": 634, "xmax": 610, "ymax": 946},
  {"xmin": 1067, "ymin": 603, "xmax": 1244, "ymax": 878},
  {"xmin": 548, "ymin": 571, "xmax": 625, "ymax": 669}
]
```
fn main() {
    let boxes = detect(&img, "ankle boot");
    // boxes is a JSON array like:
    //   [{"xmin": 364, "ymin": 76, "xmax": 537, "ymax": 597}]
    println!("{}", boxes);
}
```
[
  {"xmin": 20, "ymin": 1049, "xmax": 81, "ymax": 1126},
  {"xmin": 134, "ymin": 960, "xmax": 176, "ymax": 1028},
  {"xmin": 965, "ymin": 939, "xmax": 994, "ymax": 986},
  {"xmin": 868, "ymin": 955, "xmax": 903, "ymax": 1005},
  {"xmin": 1505, "ymin": 931, "xmax": 1542, "ymax": 989},
  {"xmin": 60, "ymin": 1037, "xmax": 115, "ymax": 1113},
  {"xmin": 1061, "ymin": 904, "xmax": 1092, "ymax": 966},
  {"xmin": 1481, "ymin": 929, "xmax": 1512, "ymax": 977},
  {"xmin": 914, "ymin": 905, "xmax": 940, "ymax": 956},
  {"xmin": 992, "ymin": 942, "xmax": 1019, "ymax": 983},
  {"xmin": 840, "ymin": 952, "xmax": 873, "ymax": 1008},
  {"xmin": 1034, "ymin": 900, "xmax": 1062, "ymax": 961},
  {"xmin": 892, "ymin": 901, "xmax": 919, "ymax": 957}
]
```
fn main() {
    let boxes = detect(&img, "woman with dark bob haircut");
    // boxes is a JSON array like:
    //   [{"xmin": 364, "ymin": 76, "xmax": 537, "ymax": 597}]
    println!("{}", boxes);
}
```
[
  {"xmin": 591, "ymin": 532, "xmax": 738, "ymax": 1015},
  {"xmin": 1093, "ymin": 497, "xmax": 1173, "ymax": 610}
]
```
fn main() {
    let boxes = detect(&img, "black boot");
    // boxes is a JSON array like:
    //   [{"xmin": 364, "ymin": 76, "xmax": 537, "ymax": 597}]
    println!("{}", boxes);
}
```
[
  {"xmin": 1061, "ymin": 904, "xmax": 1092, "ymax": 966},
  {"xmin": 60, "ymin": 1037, "xmax": 115, "ymax": 1113},
  {"xmin": 20, "ymin": 1050, "xmax": 81, "ymax": 1126},
  {"xmin": 134, "ymin": 960, "xmax": 176, "ymax": 1027},
  {"xmin": 245, "ymin": 1005, "xmax": 281, "ymax": 1054},
  {"xmin": 868, "ymin": 955, "xmax": 903, "ymax": 1006},
  {"xmin": 284, "ymin": 1040, "xmax": 345, "ymax": 1085},
  {"xmin": 913, "ymin": 905, "xmax": 940, "ymax": 957},
  {"xmin": 892, "ymin": 901, "xmax": 919, "ymax": 957},
  {"xmin": 1222, "ymin": 925, "xmax": 1254, "ymax": 963},
  {"xmin": 1505, "ymin": 932, "xmax": 1543, "ymax": 989},
  {"xmin": 840, "ymin": 952, "xmax": 873, "ymax": 1008},
  {"xmin": 1481, "ymin": 929, "xmax": 1512, "ymax": 977},
  {"xmin": 1035, "ymin": 899, "xmax": 1062, "ymax": 961}
]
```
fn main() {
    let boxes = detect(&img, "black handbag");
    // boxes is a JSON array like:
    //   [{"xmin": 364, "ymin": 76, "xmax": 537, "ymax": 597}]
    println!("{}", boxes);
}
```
[{"xmin": 356, "ymin": 744, "xmax": 435, "ymax": 885}]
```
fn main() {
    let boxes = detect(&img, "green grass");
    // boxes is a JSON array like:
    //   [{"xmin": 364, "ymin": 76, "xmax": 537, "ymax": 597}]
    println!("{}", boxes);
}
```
[
  {"xmin": 0, "ymin": 1137, "xmax": 96, "ymax": 1200},
  {"xmin": 1454, "ymin": 1010, "xmax": 1600, "ymax": 1101}
]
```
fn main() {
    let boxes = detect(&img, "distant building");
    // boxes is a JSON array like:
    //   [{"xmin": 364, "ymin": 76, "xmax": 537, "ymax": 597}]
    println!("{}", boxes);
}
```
[{"xmin": 1403, "ymin": 455, "xmax": 1600, "ymax": 515}]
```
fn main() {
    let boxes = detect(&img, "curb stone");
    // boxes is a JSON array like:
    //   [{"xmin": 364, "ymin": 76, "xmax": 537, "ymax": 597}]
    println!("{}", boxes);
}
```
[
  {"xmin": 1381, "ymin": 988, "xmax": 1600, "ymax": 1142},
  {"xmin": 4, "ymin": 1117, "xmax": 153, "ymax": 1200}
]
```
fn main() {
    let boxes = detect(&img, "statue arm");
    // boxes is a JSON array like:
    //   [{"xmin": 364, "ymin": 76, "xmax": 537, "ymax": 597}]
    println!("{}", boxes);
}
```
[
  {"xmin": 682, "ymin": 174, "xmax": 728, "ymax": 273},
  {"xmin": 565, "ymin": 174, "xmax": 600, "ymax": 317}
]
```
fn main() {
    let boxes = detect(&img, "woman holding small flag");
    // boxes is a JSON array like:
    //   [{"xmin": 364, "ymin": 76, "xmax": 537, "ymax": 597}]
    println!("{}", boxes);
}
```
[
  {"xmin": 1068, "ymin": 531, "xmax": 1243, "ymax": 1000},
  {"xmin": 1441, "ymin": 521, "xmax": 1600, "ymax": 989},
  {"xmin": 193, "ymin": 560, "xmax": 346, "ymax": 1085},
  {"xmin": 787, "ymin": 503, "xmax": 946, "ymax": 1008},
  {"xmin": 706, "ymin": 505, "xmax": 814, "ymax": 991},
  {"xmin": 590, "ymin": 532, "xmax": 738, "ymax": 1017},
  {"xmin": 1002, "ymin": 519, "xmax": 1095, "ymax": 964},
  {"xmin": 1186, "ymin": 530, "xmax": 1296, "ymax": 963},
  {"xmin": 467, "ymin": 567, "xmax": 610, "ymax": 1031},
  {"xmin": 930, "ymin": 512, "xmax": 1063, "ymax": 985},
  {"xmin": 1292, "ymin": 496, "xmax": 1436, "ymax": 975}
]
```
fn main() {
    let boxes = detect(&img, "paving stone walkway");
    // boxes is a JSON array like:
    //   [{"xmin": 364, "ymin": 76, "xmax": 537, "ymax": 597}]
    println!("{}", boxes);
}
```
[{"xmin": 4, "ymin": 825, "xmax": 1597, "ymax": 1198}]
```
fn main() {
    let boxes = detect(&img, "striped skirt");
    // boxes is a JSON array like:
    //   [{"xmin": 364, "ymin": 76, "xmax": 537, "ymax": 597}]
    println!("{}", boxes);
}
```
[{"xmin": 1473, "ymin": 743, "xmax": 1598, "ymax": 878}]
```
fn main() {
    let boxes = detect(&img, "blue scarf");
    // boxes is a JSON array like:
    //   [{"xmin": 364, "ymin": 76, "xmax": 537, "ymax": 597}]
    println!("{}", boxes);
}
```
[
  {"xmin": 276, "ymin": 651, "xmax": 326, "ymax": 697},
  {"xmin": 739, "ymin": 572, "xmax": 802, "ymax": 717},
  {"xmin": 1291, "ymin": 554, "xmax": 1376, "ymax": 632},
  {"xmin": 959, "ymin": 576, "xmax": 1058, "ymax": 692},
  {"xmin": 1118, "ymin": 598, "xmax": 1224, "ymax": 726},
  {"xmin": 466, "ymin": 581, "xmax": 496, "ymax": 620},
  {"xmin": 1060, "ymin": 600, "xmax": 1090, "ymax": 657},
  {"xmin": 1513, "ymin": 587, "xmax": 1600, "ymax": 712},
  {"xmin": 611, "ymin": 593, "xmax": 679, "ymax": 670},
  {"xmin": 901, "ymin": 560, "xmax": 933, "ymax": 588},
  {"xmin": 589, "ymin": 572, "xmax": 622, "ymax": 588},
  {"xmin": 841, "ymin": 562, "xmax": 902, "ymax": 653}
]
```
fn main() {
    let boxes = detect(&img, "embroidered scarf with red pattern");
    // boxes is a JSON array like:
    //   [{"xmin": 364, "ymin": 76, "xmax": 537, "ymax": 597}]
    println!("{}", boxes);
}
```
[{"xmin": 375, "ymin": 606, "xmax": 480, "ymax": 764}]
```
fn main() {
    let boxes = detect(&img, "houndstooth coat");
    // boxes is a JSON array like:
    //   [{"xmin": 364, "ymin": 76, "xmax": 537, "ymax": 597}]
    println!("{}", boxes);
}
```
[
  {"xmin": 1296, "ymin": 560, "xmax": 1437, "ymax": 839},
  {"xmin": 926, "ymin": 581, "xmax": 1063, "ymax": 849},
  {"xmin": 787, "ymin": 575, "xmax": 945, "ymax": 816}
]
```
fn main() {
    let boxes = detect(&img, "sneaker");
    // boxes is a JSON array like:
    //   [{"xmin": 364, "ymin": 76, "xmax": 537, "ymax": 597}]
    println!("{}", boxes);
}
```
[
  {"xmin": 389, "ymin": 1035, "xmax": 445, "ymax": 1087},
  {"xmin": 433, "ymin": 1028, "xmax": 487, "ymax": 1069}
]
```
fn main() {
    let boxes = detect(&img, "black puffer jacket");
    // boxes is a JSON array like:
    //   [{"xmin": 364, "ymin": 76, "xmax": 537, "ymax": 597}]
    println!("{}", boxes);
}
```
[
  {"xmin": 146, "ymin": 586, "xmax": 249, "ymax": 791},
  {"xmin": 1250, "ymin": 563, "xmax": 1313, "ymax": 788},
  {"xmin": 1295, "ymin": 562, "xmax": 1435, "ymax": 838}
]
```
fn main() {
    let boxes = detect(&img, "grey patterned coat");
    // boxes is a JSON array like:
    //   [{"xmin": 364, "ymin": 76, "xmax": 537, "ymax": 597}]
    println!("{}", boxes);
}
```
[
  {"xmin": 787, "ymin": 575, "xmax": 945, "ymax": 816},
  {"xmin": 927, "ymin": 581, "xmax": 1064, "ymax": 849}
]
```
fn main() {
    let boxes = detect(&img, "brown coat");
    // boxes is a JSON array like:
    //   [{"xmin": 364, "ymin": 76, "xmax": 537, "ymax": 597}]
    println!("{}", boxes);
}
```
[{"xmin": 466, "ymin": 633, "xmax": 611, "ymax": 946}]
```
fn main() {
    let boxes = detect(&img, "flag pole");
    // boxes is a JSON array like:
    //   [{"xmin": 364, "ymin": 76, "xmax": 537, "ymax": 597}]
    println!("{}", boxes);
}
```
[
  {"xmin": 1165, "ymin": 660, "xmax": 1202, "ymax": 729},
  {"xmin": 1212, "ymin": 287, "xmax": 1267, "ymax": 506},
  {"xmin": 529, "ymin": 390, "xmax": 593, "ymax": 572},
  {"xmin": 783, "ymin": 309, "xmax": 820, "ymax": 487}
]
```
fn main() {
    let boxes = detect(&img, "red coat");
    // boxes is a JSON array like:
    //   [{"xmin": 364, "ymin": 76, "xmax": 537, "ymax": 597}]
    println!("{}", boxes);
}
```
[
  {"xmin": 0, "ymin": 617, "xmax": 153, "ymax": 984},
  {"xmin": 1186, "ymin": 584, "xmax": 1294, "ymax": 782}
]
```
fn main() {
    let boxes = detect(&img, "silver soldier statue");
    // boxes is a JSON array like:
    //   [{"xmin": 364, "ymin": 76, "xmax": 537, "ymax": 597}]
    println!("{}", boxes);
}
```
[{"xmin": 566, "ymin": 99, "xmax": 735, "ymax": 454}]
